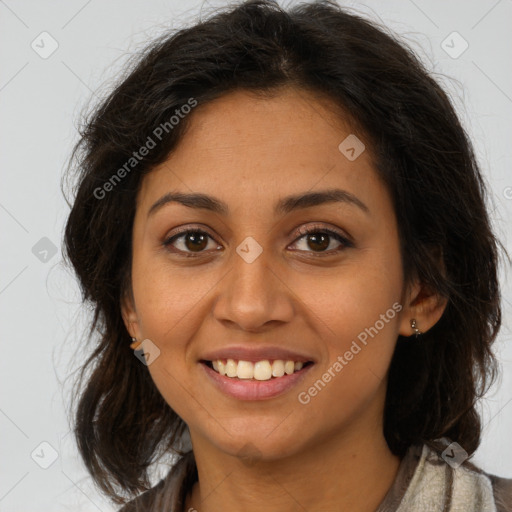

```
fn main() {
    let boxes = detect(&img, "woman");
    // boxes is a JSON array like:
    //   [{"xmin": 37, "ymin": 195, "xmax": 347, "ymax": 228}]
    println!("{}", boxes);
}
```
[{"xmin": 62, "ymin": 0, "xmax": 512, "ymax": 510}]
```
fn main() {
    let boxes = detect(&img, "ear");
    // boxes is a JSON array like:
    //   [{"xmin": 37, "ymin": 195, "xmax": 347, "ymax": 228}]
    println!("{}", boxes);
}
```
[
  {"xmin": 398, "ymin": 245, "xmax": 448, "ymax": 337},
  {"xmin": 120, "ymin": 288, "xmax": 142, "ymax": 341}
]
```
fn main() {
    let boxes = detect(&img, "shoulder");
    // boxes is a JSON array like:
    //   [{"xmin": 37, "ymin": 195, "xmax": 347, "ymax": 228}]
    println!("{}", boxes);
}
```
[
  {"xmin": 422, "ymin": 442, "xmax": 512, "ymax": 512},
  {"xmin": 487, "ymin": 473, "xmax": 512, "ymax": 512},
  {"xmin": 385, "ymin": 442, "xmax": 512, "ymax": 511},
  {"xmin": 117, "ymin": 451, "xmax": 197, "ymax": 512}
]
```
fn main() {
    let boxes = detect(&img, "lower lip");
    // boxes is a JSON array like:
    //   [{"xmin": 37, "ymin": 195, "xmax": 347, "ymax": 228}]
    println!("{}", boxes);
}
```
[{"xmin": 200, "ymin": 362, "xmax": 314, "ymax": 401}]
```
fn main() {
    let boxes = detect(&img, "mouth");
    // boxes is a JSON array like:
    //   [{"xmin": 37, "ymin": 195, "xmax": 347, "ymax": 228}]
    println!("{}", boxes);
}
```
[
  {"xmin": 200, "ymin": 357, "xmax": 315, "ymax": 400},
  {"xmin": 200, "ymin": 358, "xmax": 314, "ymax": 380}
]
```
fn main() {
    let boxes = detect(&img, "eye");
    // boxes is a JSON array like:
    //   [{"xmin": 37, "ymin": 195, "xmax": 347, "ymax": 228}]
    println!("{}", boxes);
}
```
[
  {"xmin": 290, "ymin": 225, "xmax": 353, "ymax": 256},
  {"xmin": 162, "ymin": 224, "xmax": 353, "ymax": 258},
  {"xmin": 162, "ymin": 227, "xmax": 221, "ymax": 257}
]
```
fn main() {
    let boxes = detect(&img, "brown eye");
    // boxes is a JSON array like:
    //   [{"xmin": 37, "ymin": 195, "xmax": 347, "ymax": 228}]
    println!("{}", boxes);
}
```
[
  {"xmin": 163, "ymin": 229, "xmax": 220, "ymax": 256},
  {"xmin": 290, "ymin": 226, "xmax": 353, "ymax": 255},
  {"xmin": 182, "ymin": 232, "xmax": 209, "ymax": 252},
  {"xmin": 304, "ymin": 233, "xmax": 330, "ymax": 251},
  {"xmin": 162, "ymin": 224, "xmax": 353, "ymax": 258}
]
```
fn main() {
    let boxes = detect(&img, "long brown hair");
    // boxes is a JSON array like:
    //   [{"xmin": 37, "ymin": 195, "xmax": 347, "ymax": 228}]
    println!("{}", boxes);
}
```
[{"xmin": 62, "ymin": 0, "xmax": 506, "ymax": 505}]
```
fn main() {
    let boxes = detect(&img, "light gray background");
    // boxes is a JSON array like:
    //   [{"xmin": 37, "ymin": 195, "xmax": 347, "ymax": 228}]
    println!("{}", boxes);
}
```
[{"xmin": 1, "ymin": 0, "xmax": 511, "ymax": 510}]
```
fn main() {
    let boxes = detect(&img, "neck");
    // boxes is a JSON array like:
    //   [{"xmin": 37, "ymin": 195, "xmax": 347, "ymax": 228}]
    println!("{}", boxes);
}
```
[{"xmin": 184, "ymin": 421, "xmax": 401, "ymax": 512}]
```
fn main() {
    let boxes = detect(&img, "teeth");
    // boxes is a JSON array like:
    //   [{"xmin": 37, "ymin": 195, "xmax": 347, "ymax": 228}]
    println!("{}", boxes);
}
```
[
  {"xmin": 209, "ymin": 358, "xmax": 308, "ymax": 380},
  {"xmin": 237, "ymin": 360, "xmax": 254, "ymax": 379},
  {"xmin": 272, "ymin": 360, "xmax": 285, "ymax": 377},
  {"xmin": 226, "ymin": 359, "xmax": 238, "ymax": 377},
  {"xmin": 284, "ymin": 360, "xmax": 295, "ymax": 375},
  {"xmin": 254, "ymin": 361, "xmax": 272, "ymax": 380}
]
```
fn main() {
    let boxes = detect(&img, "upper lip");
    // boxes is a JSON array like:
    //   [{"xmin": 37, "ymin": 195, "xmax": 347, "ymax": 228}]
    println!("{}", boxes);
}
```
[{"xmin": 200, "ymin": 345, "xmax": 315, "ymax": 363}]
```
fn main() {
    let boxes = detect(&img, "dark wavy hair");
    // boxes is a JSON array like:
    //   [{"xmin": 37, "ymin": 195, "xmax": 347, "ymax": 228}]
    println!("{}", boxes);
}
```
[{"xmin": 62, "ymin": 0, "xmax": 506, "ymax": 505}]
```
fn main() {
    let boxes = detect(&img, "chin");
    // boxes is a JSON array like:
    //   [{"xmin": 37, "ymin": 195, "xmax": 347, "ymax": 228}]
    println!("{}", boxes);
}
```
[{"xmin": 212, "ymin": 429, "xmax": 305, "ymax": 464}]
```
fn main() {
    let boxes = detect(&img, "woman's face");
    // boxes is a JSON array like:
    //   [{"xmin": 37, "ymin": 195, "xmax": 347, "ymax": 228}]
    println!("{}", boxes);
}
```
[{"xmin": 123, "ymin": 87, "xmax": 416, "ymax": 461}]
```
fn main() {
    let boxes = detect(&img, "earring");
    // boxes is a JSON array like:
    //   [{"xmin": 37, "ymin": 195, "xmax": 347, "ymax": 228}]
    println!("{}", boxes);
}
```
[
  {"xmin": 130, "ymin": 337, "xmax": 141, "ymax": 350},
  {"xmin": 410, "ymin": 318, "xmax": 422, "ymax": 338}
]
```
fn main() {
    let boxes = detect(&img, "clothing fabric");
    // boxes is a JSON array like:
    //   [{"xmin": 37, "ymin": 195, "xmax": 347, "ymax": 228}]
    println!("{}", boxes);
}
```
[
  {"xmin": 119, "ymin": 443, "xmax": 512, "ymax": 511},
  {"xmin": 376, "ymin": 444, "xmax": 512, "ymax": 511}
]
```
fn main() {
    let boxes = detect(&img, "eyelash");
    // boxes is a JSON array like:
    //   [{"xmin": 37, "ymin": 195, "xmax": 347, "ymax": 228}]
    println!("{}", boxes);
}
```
[{"xmin": 162, "ymin": 224, "xmax": 353, "ymax": 258}]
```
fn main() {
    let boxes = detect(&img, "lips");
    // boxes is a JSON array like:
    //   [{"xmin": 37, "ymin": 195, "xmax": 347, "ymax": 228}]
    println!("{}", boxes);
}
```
[{"xmin": 198, "ymin": 345, "xmax": 315, "ymax": 400}]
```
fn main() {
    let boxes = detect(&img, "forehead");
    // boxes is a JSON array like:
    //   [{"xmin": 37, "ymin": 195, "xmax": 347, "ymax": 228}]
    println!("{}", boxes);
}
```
[{"xmin": 136, "ymin": 87, "xmax": 383, "ymax": 217}]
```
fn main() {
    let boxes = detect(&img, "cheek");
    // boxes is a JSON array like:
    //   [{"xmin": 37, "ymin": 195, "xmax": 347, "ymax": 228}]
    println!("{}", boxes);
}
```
[
  {"xmin": 130, "ymin": 261, "xmax": 217, "ymax": 414},
  {"xmin": 293, "ymin": 250, "xmax": 402, "ymax": 392},
  {"xmin": 131, "ymin": 254, "xmax": 214, "ymax": 345},
  {"xmin": 132, "ymin": 268, "xmax": 209, "ymax": 416},
  {"xmin": 295, "ymin": 287, "xmax": 401, "ymax": 426},
  {"xmin": 294, "ymin": 251, "xmax": 401, "ymax": 339}
]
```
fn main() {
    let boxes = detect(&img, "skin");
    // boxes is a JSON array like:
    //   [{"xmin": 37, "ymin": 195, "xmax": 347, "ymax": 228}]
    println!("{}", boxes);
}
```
[{"xmin": 122, "ymin": 86, "xmax": 447, "ymax": 512}]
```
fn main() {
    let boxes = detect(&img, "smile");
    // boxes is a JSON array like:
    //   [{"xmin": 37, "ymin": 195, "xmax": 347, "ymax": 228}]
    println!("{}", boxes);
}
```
[{"xmin": 200, "ymin": 359, "xmax": 315, "ymax": 400}]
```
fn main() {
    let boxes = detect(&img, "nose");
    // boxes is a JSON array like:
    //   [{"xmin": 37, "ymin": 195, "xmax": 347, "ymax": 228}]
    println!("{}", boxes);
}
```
[{"xmin": 212, "ymin": 242, "xmax": 295, "ymax": 332}]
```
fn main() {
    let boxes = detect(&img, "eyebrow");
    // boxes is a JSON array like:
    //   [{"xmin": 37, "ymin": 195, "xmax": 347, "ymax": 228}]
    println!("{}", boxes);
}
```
[{"xmin": 147, "ymin": 188, "xmax": 370, "ymax": 218}]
